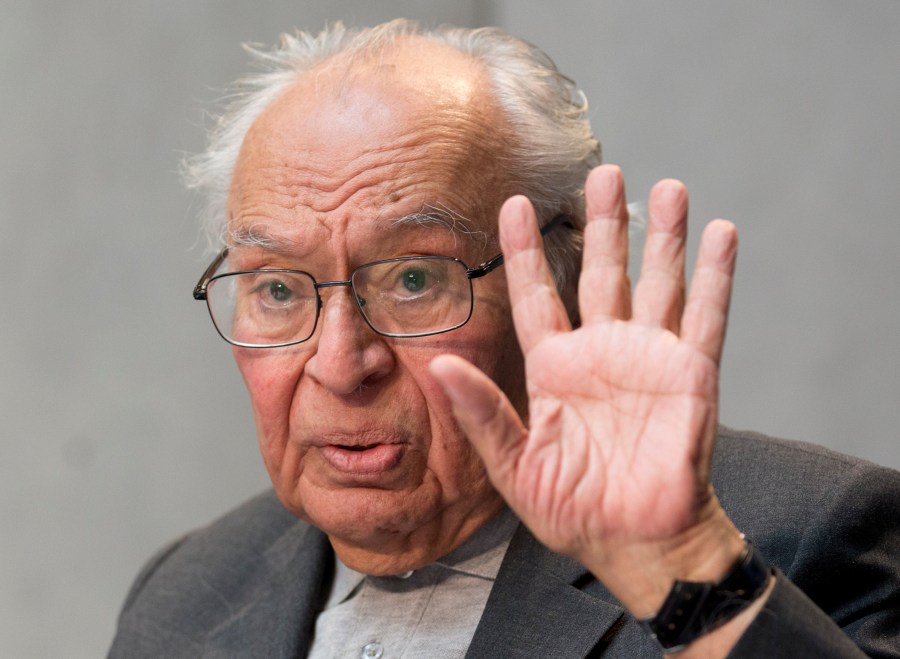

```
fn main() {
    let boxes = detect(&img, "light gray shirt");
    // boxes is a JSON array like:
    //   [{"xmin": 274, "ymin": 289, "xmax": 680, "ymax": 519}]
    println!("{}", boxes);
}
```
[{"xmin": 307, "ymin": 509, "xmax": 518, "ymax": 659}]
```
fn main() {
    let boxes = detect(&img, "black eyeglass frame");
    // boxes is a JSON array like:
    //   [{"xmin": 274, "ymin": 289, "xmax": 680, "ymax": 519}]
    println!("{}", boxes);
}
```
[{"xmin": 193, "ymin": 213, "xmax": 571, "ymax": 347}]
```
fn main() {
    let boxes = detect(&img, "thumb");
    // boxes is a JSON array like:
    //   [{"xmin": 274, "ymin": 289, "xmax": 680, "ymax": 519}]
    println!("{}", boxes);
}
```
[{"xmin": 429, "ymin": 354, "xmax": 528, "ymax": 492}]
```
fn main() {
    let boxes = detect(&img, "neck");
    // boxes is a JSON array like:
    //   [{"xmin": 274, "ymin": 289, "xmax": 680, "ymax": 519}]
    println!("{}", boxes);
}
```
[{"xmin": 329, "ymin": 496, "xmax": 506, "ymax": 575}]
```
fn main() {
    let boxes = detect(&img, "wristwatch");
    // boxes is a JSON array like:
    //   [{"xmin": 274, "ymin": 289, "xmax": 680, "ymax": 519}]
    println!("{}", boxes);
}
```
[{"xmin": 638, "ymin": 539, "xmax": 772, "ymax": 652}]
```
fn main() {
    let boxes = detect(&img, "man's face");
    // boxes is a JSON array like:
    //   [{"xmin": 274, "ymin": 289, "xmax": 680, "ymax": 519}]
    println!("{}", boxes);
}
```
[{"xmin": 226, "ymin": 40, "xmax": 526, "ymax": 573}]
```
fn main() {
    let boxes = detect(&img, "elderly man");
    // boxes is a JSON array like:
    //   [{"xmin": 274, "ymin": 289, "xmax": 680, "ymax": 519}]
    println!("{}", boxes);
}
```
[{"xmin": 110, "ymin": 20, "xmax": 899, "ymax": 658}]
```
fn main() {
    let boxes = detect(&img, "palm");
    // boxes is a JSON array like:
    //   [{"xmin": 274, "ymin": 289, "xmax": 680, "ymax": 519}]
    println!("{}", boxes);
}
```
[{"xmin": 513, "ymin": 320, "xmax": 719, "ymax": 556}]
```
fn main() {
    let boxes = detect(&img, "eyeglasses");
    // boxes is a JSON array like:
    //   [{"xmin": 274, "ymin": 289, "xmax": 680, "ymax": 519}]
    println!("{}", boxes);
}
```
[{"xmin": 193, "ymin": 214, "xmax": 570, "ymax": 348}]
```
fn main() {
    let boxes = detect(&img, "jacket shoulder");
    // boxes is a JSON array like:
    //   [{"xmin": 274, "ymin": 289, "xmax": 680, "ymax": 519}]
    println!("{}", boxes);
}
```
[
  {"xmin": 109, "ymin": 490, "xmax": 326, "ymax": 657},
  {"xmin": 713, "ymin": 428, "xmax": 900, "ymax": 657},
  {"xmin": 713, "ymin": 427, "xmax": 900, "ymax": 554}
]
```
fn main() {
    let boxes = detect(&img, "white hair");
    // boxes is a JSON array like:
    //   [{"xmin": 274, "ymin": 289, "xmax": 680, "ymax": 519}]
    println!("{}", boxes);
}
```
[{"xmin": 183, "ymin": 19, "xmax": 604, "ymax": 291}]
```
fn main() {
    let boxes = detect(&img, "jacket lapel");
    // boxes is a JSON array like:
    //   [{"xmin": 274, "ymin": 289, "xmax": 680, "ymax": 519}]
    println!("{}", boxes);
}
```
[
  {"xmin": 202, "ymin": 521, "xmax": 333, "ymax": 659},
  {"xmin": 467, "ymin": 524, "xmax": 626, "ymax": 658}
]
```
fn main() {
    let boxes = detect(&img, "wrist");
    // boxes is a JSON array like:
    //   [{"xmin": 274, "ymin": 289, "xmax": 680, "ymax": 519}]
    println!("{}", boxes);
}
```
[
  {"xmin": 638, "ymin": 538, "xmax": 772, "ymax": 652},
  {"xmin": 579, "ymin": 497, "xmax": 746, "ymax": 617}
]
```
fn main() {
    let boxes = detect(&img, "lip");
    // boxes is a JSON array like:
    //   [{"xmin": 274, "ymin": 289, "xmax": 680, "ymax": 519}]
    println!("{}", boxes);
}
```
[{"xmin": 319, "ymin": 443, "xmax": 406, "ymax": 475}]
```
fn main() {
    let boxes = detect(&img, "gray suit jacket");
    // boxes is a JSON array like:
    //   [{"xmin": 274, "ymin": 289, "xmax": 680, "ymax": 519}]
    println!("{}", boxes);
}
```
[{"xmin": 109, "ymin": 429, "xmax": 900, "ymax": 657}]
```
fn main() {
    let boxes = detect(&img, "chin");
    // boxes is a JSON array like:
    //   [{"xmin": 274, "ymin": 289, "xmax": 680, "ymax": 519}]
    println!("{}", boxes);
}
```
[{"xmin": 284, "ymin": 480, "xmax": 439, "ymax": 543}]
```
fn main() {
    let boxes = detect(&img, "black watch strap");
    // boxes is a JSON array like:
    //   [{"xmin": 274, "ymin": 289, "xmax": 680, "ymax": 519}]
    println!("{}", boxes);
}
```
[{"xmin": 638, "ymin": 539, "xmax": 771, "ymax": 653}]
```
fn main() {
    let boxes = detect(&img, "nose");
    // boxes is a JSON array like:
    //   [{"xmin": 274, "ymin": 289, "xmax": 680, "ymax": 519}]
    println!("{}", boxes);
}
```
[{"xmin": 303, "ymin": 285, "xmax": 395, "ymax": 395}]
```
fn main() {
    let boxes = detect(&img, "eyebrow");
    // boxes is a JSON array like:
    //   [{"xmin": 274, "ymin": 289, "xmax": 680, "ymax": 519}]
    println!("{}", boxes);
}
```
[
  {"xmin": 228, "ymin": 205, "xmax": 491, "ymax": 254},
  {"xmin": 228, "ymin": 224, "xmax": 295, "ymax": 252},
  {"xmin": 392, "ymin": 204, "xmax": 492, "ymax": 251}
]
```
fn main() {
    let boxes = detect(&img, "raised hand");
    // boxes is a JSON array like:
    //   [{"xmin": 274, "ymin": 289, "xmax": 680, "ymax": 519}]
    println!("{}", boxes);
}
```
[{"xmin": 430, "ymin": 164, "xmax": 745, "ymax": 616}]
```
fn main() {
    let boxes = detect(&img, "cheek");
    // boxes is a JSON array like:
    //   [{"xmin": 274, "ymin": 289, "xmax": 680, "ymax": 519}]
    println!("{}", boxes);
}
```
[
  {"xmin": 428, "ymin": 431, "xmax": 492, "ymax": 497},
  {"xmin": 473, "ymin": 272, "xmax": 523, "ymax": 352},
  {"xmin": 461, "ymin": 297, "xmax": 528, "ymax": 416},
  {"xmin": 420, "ymin": 380, "xmax": 492, "ymax": 500},
  {"xmin": 233, "ymin": 347, "xmax": 307, "ymax": 446},
  {"xmin": 407, "ymin": 330, "xmax": 524, "ymax": 492}
]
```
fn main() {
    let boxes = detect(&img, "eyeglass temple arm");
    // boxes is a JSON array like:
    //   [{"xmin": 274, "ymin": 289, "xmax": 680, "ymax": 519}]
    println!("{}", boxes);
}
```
[
  {"xmin": 466, "ymin": 213, "xmax": 573, "ymax": 280},
  {"xmin": 193, "ymin": 248, "xmax": 230, "ymax": 300}
]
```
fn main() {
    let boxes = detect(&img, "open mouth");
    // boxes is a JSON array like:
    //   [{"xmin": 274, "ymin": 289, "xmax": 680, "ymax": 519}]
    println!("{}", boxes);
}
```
[{"xmin": 341, "ymin": 444, "xmax": 379, "ymax": 452}]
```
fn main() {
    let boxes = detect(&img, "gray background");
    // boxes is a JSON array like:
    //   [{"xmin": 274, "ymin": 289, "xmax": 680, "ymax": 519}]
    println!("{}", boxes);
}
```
[{"xmin": 2, "ymin": 1, "xmax": 898, "ymax": 656}]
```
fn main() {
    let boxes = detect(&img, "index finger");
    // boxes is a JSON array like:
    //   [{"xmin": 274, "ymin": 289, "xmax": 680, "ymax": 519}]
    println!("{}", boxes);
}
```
[{"xmin": 499, "ymin": 195, "xmax": 571, "ymax": 354}]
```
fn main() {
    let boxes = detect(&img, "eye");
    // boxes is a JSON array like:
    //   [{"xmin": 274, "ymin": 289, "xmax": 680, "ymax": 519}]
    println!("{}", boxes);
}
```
[
  {"xmin": 352, "ymin": 258, "xmax": 450, "ymax": 303},
  {"xmin": 401, "ymin": 268, "xmax": 428, "ymax": 293},
  {"xmin": 248, "ymin": 276, "xmax": 301, "ymax": 308},
  {"xmin": 266, "ymin": 280, "xmax": 293, "ymax": 302}
]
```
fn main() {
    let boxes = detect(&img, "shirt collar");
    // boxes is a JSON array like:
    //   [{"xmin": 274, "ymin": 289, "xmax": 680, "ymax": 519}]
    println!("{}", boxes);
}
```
[{"xmin": 433, "ymin": 506, "xmax": 518, "ymax": 579}]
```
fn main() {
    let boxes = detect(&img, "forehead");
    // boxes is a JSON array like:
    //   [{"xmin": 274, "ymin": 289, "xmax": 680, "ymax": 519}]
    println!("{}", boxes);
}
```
[{"xmin": 227, "ymin": 37, "xmax": 509, "ymax": 253}]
